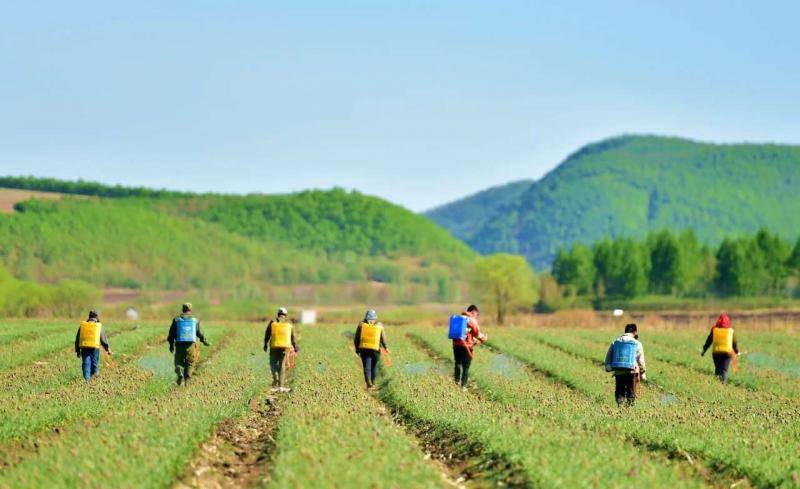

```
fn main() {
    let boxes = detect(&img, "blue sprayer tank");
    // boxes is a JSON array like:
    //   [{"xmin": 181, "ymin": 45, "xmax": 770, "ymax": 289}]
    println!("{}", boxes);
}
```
[
  {"xmin": 609, "ymin": 339, "xmax": 637, "ymax": 370},
  {"xmin": 448, "ymin": 315, "xmax": 468, "ymax": 340},
  {"xmin": 175, "ymin": 317, "xmax": 197, "ymax": 343}
]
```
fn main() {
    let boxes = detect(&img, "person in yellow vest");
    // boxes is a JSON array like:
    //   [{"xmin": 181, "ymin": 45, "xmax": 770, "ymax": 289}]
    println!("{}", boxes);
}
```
[
  {"xmin": 74, "ymin": 310, "xmax": 112, "ymax": 383},
  {"xmin": 263, "ymin": 307, "xmax": 298, "ymax": 393},
  {"xmin": 701, "ymin": 313, "xmax": 739, "ymax": 382},
  {"xmin": 354, "ymin": 309, "xmax": 389, "ymax": 390}
]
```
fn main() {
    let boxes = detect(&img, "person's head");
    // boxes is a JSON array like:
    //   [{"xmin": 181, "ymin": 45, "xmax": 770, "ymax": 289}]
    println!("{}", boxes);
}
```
[
  {"xmin": 364, "ymin": 309, "xmax": 378, "ymax": 323},
  {"xmin": 624, "ymin": 323, "xmax": 638, "ymax": 335},
  {"xmin": 182, "ymin": 302, "xmax": 192, "ymax": 314},
  {"xmin": 715, "ymin": 313, "xmax": 731, "ymax": 329},
  {"xmin": 277, "ymin": 307, "xmax": 288, "ymax": 320},
  {"xmin": 88, "ymin": 309, "xmax": 99, "ymax": 321},
  {"xmin": 466, "ymin": 304, "xmax": 479, "ymax": 318}
]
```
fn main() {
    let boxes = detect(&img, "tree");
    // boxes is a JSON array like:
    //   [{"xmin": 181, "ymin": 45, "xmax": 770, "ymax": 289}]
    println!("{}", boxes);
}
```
[
  {"xmin": 648, "ymin": 230, "xmax": 681, "ymax": 294},
  {"xmin": 471, "ymin": 254, "xmax": 537, "ymax": 324},
  {"xmin": 714, "ymin": 238, "xmax": 748, "ymax": 296},
  {"xmin": 552, "ymin": 244, "xmax": 595, "ymax": 296}
]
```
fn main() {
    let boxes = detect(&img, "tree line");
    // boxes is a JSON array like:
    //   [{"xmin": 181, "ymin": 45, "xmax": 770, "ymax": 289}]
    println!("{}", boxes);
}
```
[{"xmin": 548, "ymin": 229, "xmax": 800, "ymax": 304}]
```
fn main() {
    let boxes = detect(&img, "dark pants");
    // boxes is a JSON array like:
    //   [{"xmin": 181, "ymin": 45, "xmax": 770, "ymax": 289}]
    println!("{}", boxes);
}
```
[
  {"xmin": 359, "ymin": 350, "xmax": 380, "ymax": 387},
  {"xmin": 614, "ymin": 373, "xmax": 636, "ymax": 406},
  {"xmin": 453, "ymin": 345, "xmax": 472, "ymax": 387},
  {"xmin": 174, "ymin": 342, "xmax": 197, "ymax": 384},
  {"xmin": 270, "ymin": 348, "xmax": 288, "ymax": 387},
  {"xmin": 80, "ymin": 348, "xmax": 100, "ymax": 382},
  {"xmin": 712, "ymin": 353, "xmax": 732, "ymax": 382}
]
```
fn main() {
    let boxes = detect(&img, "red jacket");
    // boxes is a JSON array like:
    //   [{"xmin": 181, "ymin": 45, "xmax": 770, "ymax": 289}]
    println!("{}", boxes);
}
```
[{"xmin": 453, "ymin": 315, "xmax": 482, "ymax": 354}]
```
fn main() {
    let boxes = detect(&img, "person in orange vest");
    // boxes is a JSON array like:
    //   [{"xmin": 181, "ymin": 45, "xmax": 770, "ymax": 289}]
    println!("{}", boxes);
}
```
[
  {"xmin": 264, "ymin": 307, "xmax": 298, "ymax": 393},
  {"xmin": 74, "ymin": 310, "xmax": 112, "ymax": 383},
  {"xmin": 452, "ymin": 304, "xmax": 486, "ymax": 391},
  {"xmin": 701, "ymin": 313, "xmax": 739, "ymax": 382},
  {"xmin": 354, "ymin": 309, "xmax": 388, "ymax": 390}
]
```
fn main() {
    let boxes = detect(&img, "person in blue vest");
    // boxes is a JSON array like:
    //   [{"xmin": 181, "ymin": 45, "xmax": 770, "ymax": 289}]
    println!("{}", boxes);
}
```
[
  {"xmin": 604, "ymin": 323, "xmax": 647, "ymax": 406},
  {"xmin": 74, "ymin": 309, "xmax": 112, "ymax": 383},
  {"xmin": 451, "ymin": 304, "xmax": 486, "ymax": 391},
  {"xmin": 167, "ymin": 303, "xmax": 210, "ymax": 386}
]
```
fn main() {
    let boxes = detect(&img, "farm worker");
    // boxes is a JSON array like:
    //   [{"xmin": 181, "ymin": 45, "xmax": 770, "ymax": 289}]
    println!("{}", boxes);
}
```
[
  {"xmin": 452, "ymin": 304, "xmax": 486, "ymax": 390},
  {"xmin": 74, "ymin": 309, "xmax": 112, "ymax": 383},
  {"xmin": 264, "ymin": 307, "xmax": 298, "ymax": 393},
  {"xmin": 354, "ymin": 309, "xmax": 389, "ymax": 390},
  {"xmin": 701, "ymin": 313, "xmax": 739, "ymax": 382},
  {"xmin": 604, "ymin": 323, "xmax": 647, "ymax": 407},
  {"xmin": 167, "ymin": 303, "xmax": 210, "ymax": 386}
]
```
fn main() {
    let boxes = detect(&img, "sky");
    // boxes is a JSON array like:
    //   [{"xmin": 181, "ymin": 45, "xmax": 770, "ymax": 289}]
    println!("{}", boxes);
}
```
[{"xmin": 1, "ymin": 1, "xmax": 798, "ymax": 211}]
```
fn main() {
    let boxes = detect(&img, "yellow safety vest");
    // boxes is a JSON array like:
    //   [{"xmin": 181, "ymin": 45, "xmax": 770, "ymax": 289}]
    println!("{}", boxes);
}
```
[
  {"xmin": 712, "ymin": 327, "xmax": 734, "ymax": 354},
  {"xmin": 270, "ymin": 322, "xmax": 292, "ymax": 349},
  {"xmin": 79, "ymin": 321, "xmax": 102, "ymax": 349},
  {"xmin": 359, "ymin": 322, "xmax": 382, "ymax": 351}
]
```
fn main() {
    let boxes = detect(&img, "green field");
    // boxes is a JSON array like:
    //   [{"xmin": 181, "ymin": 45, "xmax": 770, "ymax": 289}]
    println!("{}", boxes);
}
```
[{"xmin": 0, "ymin": 319, "xmax": 798, "ymax": 488}]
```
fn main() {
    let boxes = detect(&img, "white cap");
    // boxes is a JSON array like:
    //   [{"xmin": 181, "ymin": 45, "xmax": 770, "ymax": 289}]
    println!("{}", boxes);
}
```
[{"xmin": 278, "ymin": 307, "xmax": 288, "ymax": 316}]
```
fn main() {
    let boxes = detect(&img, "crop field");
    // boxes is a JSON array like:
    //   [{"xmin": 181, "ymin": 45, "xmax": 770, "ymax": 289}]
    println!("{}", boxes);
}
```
[{"xmin": 0, "ymin": 320, "xmax": 798, "ymax": 488}]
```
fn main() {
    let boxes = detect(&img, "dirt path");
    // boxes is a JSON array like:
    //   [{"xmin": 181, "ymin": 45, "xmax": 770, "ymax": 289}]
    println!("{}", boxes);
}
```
[{"xmin": 174, "ymin": 393, "xmax": 282, "ymax": 489}]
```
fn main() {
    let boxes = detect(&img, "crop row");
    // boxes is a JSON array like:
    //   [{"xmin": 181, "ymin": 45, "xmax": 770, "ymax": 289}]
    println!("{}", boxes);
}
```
[
  {"xmin": 265, "ymin": 326, "xmax": 447, "ymax": 488},
  {"xmin": 586, "ymin": 328, "xmax": 800, "ymax": 398},
  {"xmin": 0, "ymin": 324, "xmax": 262, "ymax": 487},
  {"xmin": 379, "ymin": 329, "xmax": 714, "ymax": 488},
  {"xmin": 487, "ymin": 328, "xmax": 800, "ymax": 487}
]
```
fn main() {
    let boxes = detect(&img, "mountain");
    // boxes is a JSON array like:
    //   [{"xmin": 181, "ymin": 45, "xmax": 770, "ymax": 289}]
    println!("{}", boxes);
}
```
[
  {"xmin": 0, "ymin": 178, "xmax": 475, "ymax": 310},
  {"xmin": 426, "ymin": 135, "xmax": 800, "ymax": 268}
]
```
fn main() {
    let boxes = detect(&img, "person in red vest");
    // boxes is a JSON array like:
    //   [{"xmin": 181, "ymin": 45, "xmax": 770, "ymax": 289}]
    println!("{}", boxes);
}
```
[
  {"xmin": 452, "ymin": 304, "xmax": 486, "ymax": 390},
  {"xmin": 701, "ymin": 313, "xmax": 739, "ymax": 382}
]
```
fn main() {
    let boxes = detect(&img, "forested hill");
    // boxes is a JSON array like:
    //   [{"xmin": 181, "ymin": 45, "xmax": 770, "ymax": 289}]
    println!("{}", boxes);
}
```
[
  {"xmin": 426, "ymin": 135, "xmax": 800, "ymax": 268},
  {"xmin": 0, "ymin": 178, "xmax": 475, "ymax": 306}
]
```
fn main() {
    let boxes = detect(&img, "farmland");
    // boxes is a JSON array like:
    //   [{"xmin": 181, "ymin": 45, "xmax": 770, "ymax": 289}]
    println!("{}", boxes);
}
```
[{"xmin": 0, "ymin": 319, "xmax": 798, "ymax": 488}]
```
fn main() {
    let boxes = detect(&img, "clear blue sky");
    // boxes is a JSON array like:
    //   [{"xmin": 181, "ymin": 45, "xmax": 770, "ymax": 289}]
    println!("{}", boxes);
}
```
[{"xmin": 1, "ymin": 1, "xmax": 798, "ymax": 211}]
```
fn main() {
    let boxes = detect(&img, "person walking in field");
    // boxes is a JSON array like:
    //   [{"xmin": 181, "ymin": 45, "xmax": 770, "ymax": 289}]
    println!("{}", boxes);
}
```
[
  {"xmin": 354, "ymin": 309, "xmax": 389, "ymax": 391},
  {"xmin": 74, "ymin": 309, "xmax": 112, "ymax": 383},
  {"xmin": 604, "ymin": 323, "xmax": 646, "ymax": 406},
  {"xmin": 167, "ymin": 303, "xmax": 210, "ymax": 386},
  {"xmin": 449, "ymin": 304, "xmax": 486, "ymax": 391},
  {"xmin": 701, "ymin": 313, "xmax": 739, "ymax": 382},
  {"xmin": 264, "ymin": 307, "xmax": 298, "ymax": 393}
]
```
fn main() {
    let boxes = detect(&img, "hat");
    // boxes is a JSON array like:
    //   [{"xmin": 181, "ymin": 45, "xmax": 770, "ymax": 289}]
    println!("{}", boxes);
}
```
[
  {"xmin": 277, "ymin": 307, "xmax": 288, "ymax": 317},
  {"xmin": 182, "ymin": 302, "xmax": 192, "ymax": 313},
  {"xmin": 365, "ymin": 309, "xmax": 378, "ymax": 322}
]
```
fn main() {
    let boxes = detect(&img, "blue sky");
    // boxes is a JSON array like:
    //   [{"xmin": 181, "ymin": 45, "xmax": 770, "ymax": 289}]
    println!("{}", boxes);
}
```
[{"xmin": 1, "ymin": 1, "xmax": 798, "ymax": 211}]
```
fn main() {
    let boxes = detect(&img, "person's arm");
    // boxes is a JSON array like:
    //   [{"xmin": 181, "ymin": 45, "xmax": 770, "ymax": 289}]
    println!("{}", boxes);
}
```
[
  {"xmin": 195, "ymin": 321, "xmax": 209, "ymax": 345},
  {"xmin": 732, "ymin": 331, "xmax": 739, "ymax": 355},
  {"xmin": 167, "ymin": 319, "xmax": 176, "ymax": 350},
  {"xmin": 353, "ymin": 324, "xmax": 362, "ymax": 352},
  {"xmin": 264, "ymin": 321, "xmax": 272, "ymax": 351},
  {"xmin": 100, "ymin": 327, "xmax": 111, "ymax": 353},
  {"xmin": 75, "ymin": 327, "xmax": 81, "ymax": 355},
  {"xmin": 604, "ymin": 343, "xmax": 613, "ymax": 371},
  {"xmin": 380, "ymin": 325, "xmax": 388, "ymax": 350},
  {"xmin": 637, "ymin": 342, "xmax": 646, "ymax": 378},
  {"xmin": 290, "ymin": 325, "xmax": 298, "ymax": 351},
  {"xmin": 701, "ymin": 330, "xmax": 713, "ymax": 355}
]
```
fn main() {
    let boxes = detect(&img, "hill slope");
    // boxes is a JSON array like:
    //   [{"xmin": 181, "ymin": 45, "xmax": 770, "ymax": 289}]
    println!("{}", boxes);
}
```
[
  {"xmin": 427, "ymin": 135, "xmax": 800, "ymax": 267},
  {"xmin": 0, "ymin": 179, "xmax": 475, "ymax": 305}
]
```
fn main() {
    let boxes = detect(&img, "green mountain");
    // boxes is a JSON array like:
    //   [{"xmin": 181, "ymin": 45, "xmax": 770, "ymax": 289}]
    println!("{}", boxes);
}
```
[
  {"xmin": 0, "ymin": 178, "xmax": 475, "ymax": 310},
  {"xmin": 426, "ymin": 135, "xmax": 800, "ymax": 267}
]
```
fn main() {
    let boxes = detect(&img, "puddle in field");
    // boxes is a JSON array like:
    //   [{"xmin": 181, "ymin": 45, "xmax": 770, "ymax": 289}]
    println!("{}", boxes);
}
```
[
  {"xmin": 745, "ymin": 352, "xmax": 800, "ymax": 377},
  {"xmin": 401, "ymin": 361, "xmax": 436, "ymax": 376},
  {"xmin": 138, "ymin": 355, "xmax": 174, "ymax": 378},
  {"xmin": 488, "ymin": 354, "xmax": 525, "ymax": 379},
  {"xmin": 659, "ymin": 394, "xmax": 680, "ymax": 405}
]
